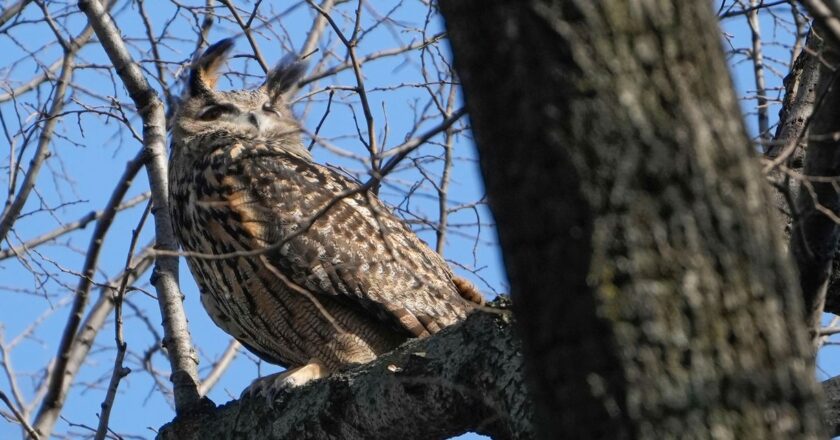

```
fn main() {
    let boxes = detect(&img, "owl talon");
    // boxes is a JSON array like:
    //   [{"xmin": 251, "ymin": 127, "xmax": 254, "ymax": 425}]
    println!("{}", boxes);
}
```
[
  {"xmin": 240, "ymin": 360, "xmax": 329, "ymax": 405},
  {"xmin": 453, "ymin": 276, "xmax": 485, "ymax": 306}
]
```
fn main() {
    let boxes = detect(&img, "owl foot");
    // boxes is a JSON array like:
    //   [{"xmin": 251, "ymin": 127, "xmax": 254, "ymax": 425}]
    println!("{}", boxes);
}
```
[{"xmin": 240, "ymin": 360, "xmax": 329, "ymax": 405}]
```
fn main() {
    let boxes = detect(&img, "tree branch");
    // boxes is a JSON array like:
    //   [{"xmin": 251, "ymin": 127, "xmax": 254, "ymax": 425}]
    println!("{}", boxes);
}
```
[
  {"xmin": 0, "ymin": 53, "xmax": 73, "ymax": 246},
  {"xmin": 78, "ymin": 0, "xmax": 204, "ymax": 418},
  {"xmin": 158, "ymin": 307, "xmax": 533, "ymax": 440},
  {"xmin": 747, "ymin": 0, "xmax": 771, "ymax": 142},
  {"xmin": 0, "ymin": 192, "xmax": 149, "ymax": 261},
  {"xmin": 219, "ymin": 0, "xmax": 268, "ymax": 72},
  {"xmin": 40, "ymin": 245, "xmax": 155, "ymax": 430},
  {"xmin": 790, "ymin": 21, "xmax": 840, "ymax": 340},
  {"xmin": 0, "ymin": 390, "xmax": 39, "ymax": 440},
  {"xmin": 93, "ymin": 200, "xmax": 151, "ymax": 440},
  {"xmin": 0, "ymin": 0, "xmax": 33, "ymax": 27},
  {"xmin": 32, "ymin": 147, "xmax": 145, "ymax": 438},
  {"xmin": 197, "ymin": 339, "xmax": 240, "ymax": 397}
]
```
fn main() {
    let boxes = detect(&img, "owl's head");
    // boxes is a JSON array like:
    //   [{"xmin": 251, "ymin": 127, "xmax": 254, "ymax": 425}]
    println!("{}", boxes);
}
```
[{"xmin": 171, "ymin": 39, "xmax": 307, "ymax": 155}]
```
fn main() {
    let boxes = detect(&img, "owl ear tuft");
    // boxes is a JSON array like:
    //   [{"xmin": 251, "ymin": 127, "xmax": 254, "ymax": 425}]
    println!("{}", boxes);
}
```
[
  {"xmin": 264, "ymin": 55, "xmax": 307, "ymax": 101},
  {"xmin": 189, "ymin": 39, "xmax": 235, "ymax": 97}
]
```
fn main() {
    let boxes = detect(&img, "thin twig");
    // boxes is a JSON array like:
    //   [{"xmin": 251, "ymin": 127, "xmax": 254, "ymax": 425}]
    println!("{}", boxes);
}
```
[
  {"xmin": 0, "ymin": 0, "xmax": 34, "ymax": 27},
  {"xmin": 0, "ymin": 390, "xmax": 40, "ymax": 439},
  {"xmin": 0, "ymin": 192, "xmax": 150, "ymax": 261},
  {"xmin": 198, "ymin": 339, "xmax": 240, "ymax": 397},
  {"xmin": 307, "ymin": 0, "xmax": 380, "ymax": 182},
  {"xmin": 307, "ymin": 89, "xmax": 334, "ymax": 151},
  {"xmin": 93, "ymin": 201, "xmax": 151, "ymax": 440},
  {"xmin": 0, "ymin": 54, "xmax": 73, "ymax": 245},
  {"xmin": 747, "ymin": 0, "xmax": 770, "ymax": 142},
  {"xmin": 298, "ymin": 33, "xmax": 446, "ymax": 87},
  {"xmin": 220, "ymin": 0, "xmax": 269, "ymax": 72},
  {"xmin": 32, "ymin": 147, "xmax": 146, "ymax": 437},
  {"xmin": 719, "ymin": 0, "xmax": 789, "ymax": 18},
  {"xmin": 435, "ymin": 86, "xmax": 459, "ymax": 254}
]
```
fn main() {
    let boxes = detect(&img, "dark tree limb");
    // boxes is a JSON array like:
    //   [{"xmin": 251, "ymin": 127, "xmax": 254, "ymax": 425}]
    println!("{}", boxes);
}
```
[
  {"xmin": 154, "ymin": 302, "xmax": 840, "ymax": 439},
  {"xmin": 441, "ymin": 0, "xmax": 823, "ymax": 438},
  {"xmin": 789, "ymin": 21, "xmax": 840, "ymax": 338},
  {"xmin": 822, "ymin": 375, "xmax": 840, "ymax": 436},
  {"xmin": 762, "ymin": 19, "xmax": 840, "ymax": 320},
  {"xmin": 782, "ymin": 7, "xmax": 840, "ymax": 325},
  {"xmin": 157, "ymin": 308, "xmax": 533, "ymax": 440}
]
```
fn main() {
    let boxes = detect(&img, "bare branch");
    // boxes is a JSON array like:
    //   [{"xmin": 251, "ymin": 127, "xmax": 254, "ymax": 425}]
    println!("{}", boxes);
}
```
[
  {"xmin": 435, "ymin": 86, "xmax": 458, "ymax": 254},
  {"xmin": 0, "ymin": 0, "xmax": 33, "ymax": 27},
  {"xmin": 41, "ymin": 245, "xmax": 154, "ymax": 433},
  {"xmin": 0, "ymin": 54, "xmax": 73, "ymax": 246},
  {"xmin": 298, "ymin": 33, "xmax": 446, "ymax": 87},
  {"xmin": 0, "ymin": 192, "xmax": 150, "ymax": 261},
  {"xmin": 307, "ymin": 0, "xmax": 381, "ymax": 180},
  {"xmin": 93, "ymin": 201, "xmax": 151, "ymax": 440},
  {"xmin": 198, "ymin": 339, "xmax": 240, "ymax": 397},
  {"xmin": 747, "ymin": 0, "xmax": 771, "ymax": 142},
  {"xmin": 159, "ymin": 308, "xmax": 532, "ymax": 440},
  {"xmin": 719, "ymin": 0, "xmax": 791, "ymax": 18},
  {"xmin": 32, "ymin": 148, "xmax": 145, "ymax": 437},
  {"xmin": 0, "ymin": 390, "xmax": 40, "ymax": 440},
  {"xmin": 78, "ymin": 0, "xmax": 203, "ymax": 418},
  {"xmin": 219, "ymin": 0, "xmax": 269, "ymax": 72},
  {"xmin": 299, "ymin": 0, "xmax": 336, "ymax": 58},
  {"xmin": 0, "ymin": 58, "xmax": 62, "ymax": 103}
]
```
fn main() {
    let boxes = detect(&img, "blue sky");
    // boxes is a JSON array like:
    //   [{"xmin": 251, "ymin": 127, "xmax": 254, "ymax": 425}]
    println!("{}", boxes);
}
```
[{"xmin": 0, "ymin": 2, "xmax": 833, "ymax": 439}]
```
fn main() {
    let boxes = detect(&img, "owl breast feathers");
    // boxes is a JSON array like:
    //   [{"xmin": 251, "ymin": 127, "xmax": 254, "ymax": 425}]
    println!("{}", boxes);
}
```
[{"xmin": 167, "ymin": 39, "xmax": 482, "ymax": 384}]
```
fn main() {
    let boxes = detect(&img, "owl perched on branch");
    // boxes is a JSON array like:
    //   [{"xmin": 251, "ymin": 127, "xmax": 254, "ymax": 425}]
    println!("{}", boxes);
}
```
[{"xmin": 168, "ymin": 39, "xmax": 483, "ymax": 396}]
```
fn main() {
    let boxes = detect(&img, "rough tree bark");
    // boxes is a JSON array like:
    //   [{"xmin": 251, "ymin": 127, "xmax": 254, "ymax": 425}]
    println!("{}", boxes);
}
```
[
  {"xmin": 788, "ymin": 19, "xmax": 840, "ymax": 329},
  {"xmin": 440, "ymin": 1, "xmax": 823, "ymax": 439},
  {"xmin": 157, "ymin": 307, "xmax": 532, "ymax": 439},
  {"xmin": 765, "ymin": 26, "xmax": 818, "ymax": 239},
  {"xmin": 789, "ymin": 22, "xmax": 840, "ymax": 338}
]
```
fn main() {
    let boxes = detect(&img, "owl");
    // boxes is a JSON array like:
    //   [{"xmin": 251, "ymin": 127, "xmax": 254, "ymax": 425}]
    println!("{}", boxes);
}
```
[{"xmin": 168, "ymin": 39, "xmax": 484, "ymax": 397}]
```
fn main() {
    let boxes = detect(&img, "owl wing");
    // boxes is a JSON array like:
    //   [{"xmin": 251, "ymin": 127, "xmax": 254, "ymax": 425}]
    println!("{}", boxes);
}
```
[{"xmin": 214, "ymin": 145, "xmax": 472, "ymax": 338}]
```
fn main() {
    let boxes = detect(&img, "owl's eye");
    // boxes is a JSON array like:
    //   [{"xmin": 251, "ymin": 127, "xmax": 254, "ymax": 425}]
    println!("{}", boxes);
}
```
[
  {"xmin": 262, "ymin": 103, "xmax": 281, "ymax": 116},
  {"xmin": 198, "ymin": 104, "xmax": 238, "ymax": 121}
]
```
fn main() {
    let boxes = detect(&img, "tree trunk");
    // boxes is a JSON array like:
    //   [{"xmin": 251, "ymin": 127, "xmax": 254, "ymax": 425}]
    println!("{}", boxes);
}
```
[{"xmin": 439, "ymin": 1, "xmax": 824, "ymax": 438}]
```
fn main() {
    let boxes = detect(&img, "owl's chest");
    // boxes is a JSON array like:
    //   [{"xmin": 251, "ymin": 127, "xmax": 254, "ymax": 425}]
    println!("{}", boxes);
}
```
[
  {"xmin": 169, "ymin": 162, "xmax": 262, "ymax": 338},
  {"xmin": 170, "ymin": 149, "xmax": 242, "ymax": 246}
]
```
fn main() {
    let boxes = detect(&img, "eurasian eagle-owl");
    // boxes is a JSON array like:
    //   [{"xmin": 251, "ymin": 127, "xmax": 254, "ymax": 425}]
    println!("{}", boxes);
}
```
[{"xmin": 168, "ymin": 39, "xmax": 483, "ymax": 394}]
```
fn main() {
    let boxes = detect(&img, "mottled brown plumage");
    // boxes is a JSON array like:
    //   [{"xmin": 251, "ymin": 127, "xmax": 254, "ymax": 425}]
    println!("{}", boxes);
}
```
[{"xmin": 168, "ymin": 40, "xmax": 481, "ymax": 392}]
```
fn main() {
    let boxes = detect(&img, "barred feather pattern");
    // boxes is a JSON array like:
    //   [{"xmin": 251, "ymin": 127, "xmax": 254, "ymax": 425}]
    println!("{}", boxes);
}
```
[{"xmin": 169, "ymin": 136, "xmax": 476, "ymax": 371}]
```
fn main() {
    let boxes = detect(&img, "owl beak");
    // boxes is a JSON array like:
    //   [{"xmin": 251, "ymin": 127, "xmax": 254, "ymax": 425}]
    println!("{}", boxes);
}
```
[
  {"xmin": 245, "ymin": 111, "xmax": 275, "ymax": 134},
  {"xmin": 248, "ymin": 111, "xmax": 261, "ymax": 129}
]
